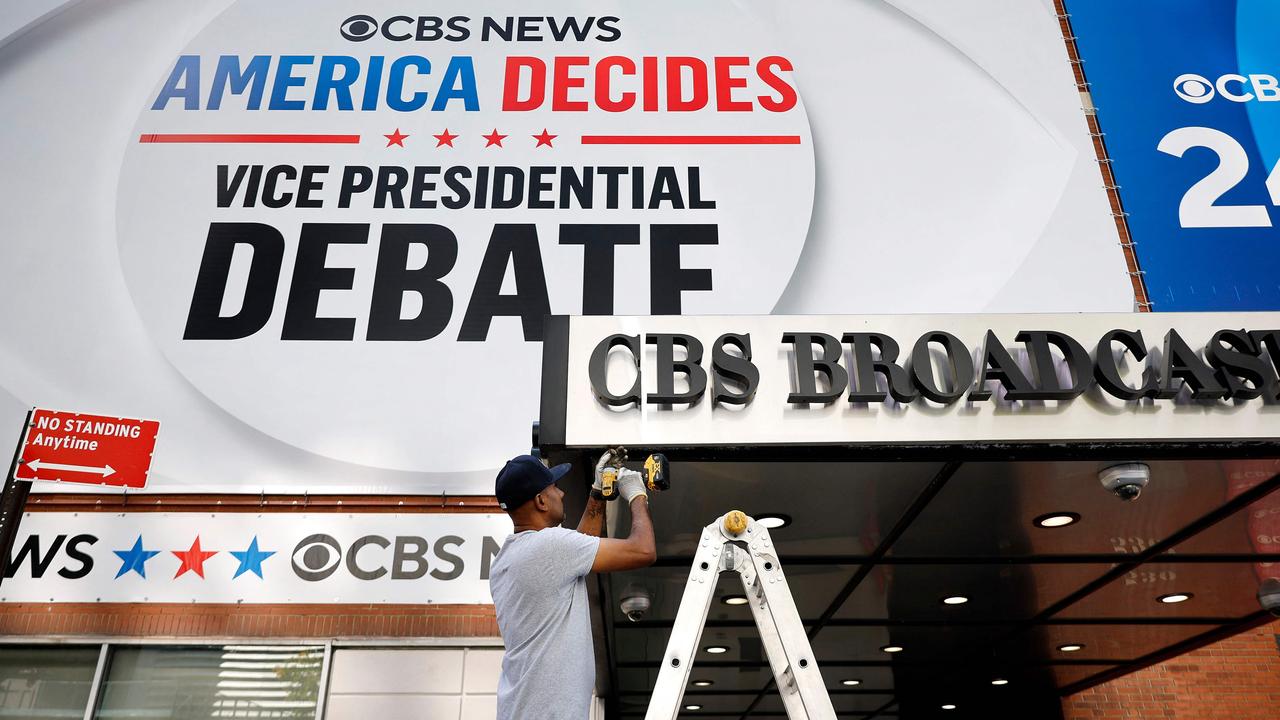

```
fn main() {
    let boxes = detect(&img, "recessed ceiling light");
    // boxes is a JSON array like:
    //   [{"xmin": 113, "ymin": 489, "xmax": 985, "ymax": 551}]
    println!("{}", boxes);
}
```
[
  {"xmin": 941, "ymin": 704, "xmax": 957, "ymax": 710},
  {"xmin": 881, "ymin": 645, "xmax": 904, "ymax": 653},
  {"xmin": 1158, "ymin": 592, "xmax": 1193, "ymax": 604},
  {"xmin": 1033, "ymin": 512, "xmax": 1080, "ymax": 528},
  {"xmin": 721, "ymin": 594, "xmax": 749, "ymax": 606},
  {"xmin": 841, "ymin": 679, "xmax": 861, "ymax": 686},
  {"xmin": 704, "ymin": 645, "xmax": 729, "ymax": 654},
  {"xmin": 684, "ymin": 704, "xmax": 701, "ymax": 711},
  {"xmin": 941, "ymin": 595, "xmax": 969, "ymax": 605},
  {"xmin": 755, "ymin": 513, "xmax": 792, "ymax": 529},
  {"xmin": 992, "ymin": 678, "xmax": 1009, "ymax": 686},
  {"xmin": 692, "ymin": 679, "xmax": 713, "ymax": 687},
  {"xmin": 1057, "ymin": 643, "xmax": 1085, "ymax": 653}
]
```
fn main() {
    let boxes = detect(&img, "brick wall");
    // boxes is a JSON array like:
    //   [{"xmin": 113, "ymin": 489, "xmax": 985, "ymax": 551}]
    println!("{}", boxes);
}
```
[
  {"xmin": 0, "ymin": 602, "xmax": 498, "ymax": 638},
  {"xmin": 1063, "ymin": 620, "xmax": 1280, "ymax": 719}
]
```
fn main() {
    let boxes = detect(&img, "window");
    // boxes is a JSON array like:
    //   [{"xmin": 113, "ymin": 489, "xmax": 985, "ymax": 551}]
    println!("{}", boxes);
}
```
[
  {"xmin": 95, "ymin": 645, "xmax": 323, "ymax": 720},
  {"xmin": 0, "ymin": 645, "xmax": 99, "ymax": 719},
  {"xmin": 0, "ymin": 641, "xmax": 504, "ymax": 720}
]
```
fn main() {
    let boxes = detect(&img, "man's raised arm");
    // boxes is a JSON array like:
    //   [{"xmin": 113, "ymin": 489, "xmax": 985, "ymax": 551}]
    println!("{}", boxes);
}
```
[
  {"xmin": 591, "ymin": 479, "xmax": 656, "ymax": 573},
  {"xmin": 576, "ymin": 493, "xmax": 606, "ymax": 537}
]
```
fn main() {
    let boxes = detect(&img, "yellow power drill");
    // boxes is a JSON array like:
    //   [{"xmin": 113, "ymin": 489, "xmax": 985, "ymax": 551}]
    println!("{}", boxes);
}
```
[{"xmin": 596, "ymin": 447, "xmax": 670, "ymax": 500}]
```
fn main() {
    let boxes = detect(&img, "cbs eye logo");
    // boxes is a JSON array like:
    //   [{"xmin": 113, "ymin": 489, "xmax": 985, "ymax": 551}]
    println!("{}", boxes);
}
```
[
  {"xmin": 1173, "ymin": 73, "xmax": 1215, "ymax": 104},
  {"xmin": 340, "ymin": 15, "xmax": 379, "ymax": 41},
  {"xmin": 292, "ymin": 533, "xmax": 342, "ymax": 581}
]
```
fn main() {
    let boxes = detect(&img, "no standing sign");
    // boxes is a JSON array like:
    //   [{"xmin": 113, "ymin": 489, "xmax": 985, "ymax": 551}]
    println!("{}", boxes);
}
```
[{"xmin": 12, "ymin": 408, "xmax": 160, "ymax": 489}]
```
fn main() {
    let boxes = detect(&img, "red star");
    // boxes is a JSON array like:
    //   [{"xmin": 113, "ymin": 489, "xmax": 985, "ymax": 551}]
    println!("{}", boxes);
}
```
[
  {"xmin": 172, "ymin": 536, "xmax": 217, "ymax": 579},
  {"xmin": 482, "ymin": 129, "xmax": 507, "ymax": 147},
  {"xmin": 384, "ymin": 128, "xmax": 409, "ymax": 147},
  {"xmin": 532, "ymin": 129, "xmax": 557, "ymax": 148},
  {"xmin": 433, "ymin": 128, "xmax": 459, "ymax": 147}
]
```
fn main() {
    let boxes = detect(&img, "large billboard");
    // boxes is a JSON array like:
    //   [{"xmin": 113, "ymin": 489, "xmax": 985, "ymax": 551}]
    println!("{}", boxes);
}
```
[
  {"xmin": 0, "ymin": 1, "xmax": 1132, "ymax": 493},
  {"xmin": 1068, "ymin": 0, "xmax": 1280, "ymax": 311}
]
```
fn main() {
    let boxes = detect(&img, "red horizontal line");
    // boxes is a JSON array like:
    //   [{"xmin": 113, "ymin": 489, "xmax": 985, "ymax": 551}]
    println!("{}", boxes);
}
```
[
  {"xmin": 139, "ymin": 133, "xmax": 361, "ymax": 144},
  {"xmin": 580, "ymin": 134, "xmax": 802, "ymax": 145}
]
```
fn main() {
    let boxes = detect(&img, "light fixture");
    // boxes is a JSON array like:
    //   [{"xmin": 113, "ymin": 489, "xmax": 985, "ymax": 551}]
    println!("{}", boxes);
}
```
[
  {"xmin": 704, "ymin": 645, "xmax": 729, "ymax": 654},
  {"xmin": 1158, "ymin": 592, "xmax": 1193, "ymax": 604},
  {"xmin": 941, "ymin": 595, "xmax": 969, "ymax": 605},
  {"xmin": 1033, "ymin": 512, "xmax": 1080, "ymax": 528},
  {"xmin": 755, "ymin": 513, "xmax": 792, "ymax": 529},
  {"xmin": 684, "ymin": 705, "xmax": 701, "ymax": 711},
  {"xmin": 992, "ymin": 678, "xmax": 1009, "ymax": 686},
  {"xmin": 841, "ymin": 679, "xmax": 861, "ymax": 686},
  {"xmin": 692, "ymin": 679, "xmax": 713, "ymax": 687},
  {"xmin": 1057, "ymin": 643, "xmax": 1085, "ymax": 653},
  {"xmin": 941, "ymin": 704, "xmax": 957, "ymax": 710},
  {"xmin": 881, "ymin": 645, "xmax": 904, "ymax": 653},
  {"xmin": 721, "ymin": 594, "xmax": 749, "ymax": 606}
]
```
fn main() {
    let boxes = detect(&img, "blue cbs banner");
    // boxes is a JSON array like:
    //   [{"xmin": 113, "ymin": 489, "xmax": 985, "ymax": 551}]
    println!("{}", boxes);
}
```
[{"xmin": 1068, "ymin": 0, "xmax": 1280, "ymax": 311}]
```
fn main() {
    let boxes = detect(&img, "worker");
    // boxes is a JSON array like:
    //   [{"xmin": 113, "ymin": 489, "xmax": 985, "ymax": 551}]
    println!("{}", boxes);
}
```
[{"xmin": 490, "ymin": 454, "xmax": 657, "ymax": 720}]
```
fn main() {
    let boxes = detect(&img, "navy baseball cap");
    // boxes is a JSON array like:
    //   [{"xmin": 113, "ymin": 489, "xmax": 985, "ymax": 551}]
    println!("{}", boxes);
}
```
[{"xmin": 495, "ymin": 455, "xmax": 572, "ymax": 511}]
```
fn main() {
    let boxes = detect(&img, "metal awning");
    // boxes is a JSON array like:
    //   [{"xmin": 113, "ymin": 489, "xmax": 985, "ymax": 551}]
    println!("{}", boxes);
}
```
[{"xmin": 538, "ymin": 313, "xmax": 1280, "ymax": 718}]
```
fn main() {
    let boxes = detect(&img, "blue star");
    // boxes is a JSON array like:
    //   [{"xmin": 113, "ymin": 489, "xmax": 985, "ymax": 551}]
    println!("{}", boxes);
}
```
[
  {"xmin": 230, "ymin": 537, "xmax": 275, "ymax": 579},
  {"xmin": 113, "ymin": 536, "xmax": 160, "ymax": 579}
]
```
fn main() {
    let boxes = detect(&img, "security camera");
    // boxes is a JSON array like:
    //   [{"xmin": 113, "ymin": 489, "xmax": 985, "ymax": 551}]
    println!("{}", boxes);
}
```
[
  {"xmin": 1099, "ymin": 463, "xmax": 1150, "ymax": 501},
  {"xmin": 620, "ymin": 586, "xmax": 652, "ymax": 622},
  {"xmin": 1258, "ymin": 578, "xmax": 1280, "ymax": 617}
]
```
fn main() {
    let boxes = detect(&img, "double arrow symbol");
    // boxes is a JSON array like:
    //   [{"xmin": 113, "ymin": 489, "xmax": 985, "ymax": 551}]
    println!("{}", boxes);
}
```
[{"xmin": 23, "ymin": 459, "xmax": 116, "ymax": 477}]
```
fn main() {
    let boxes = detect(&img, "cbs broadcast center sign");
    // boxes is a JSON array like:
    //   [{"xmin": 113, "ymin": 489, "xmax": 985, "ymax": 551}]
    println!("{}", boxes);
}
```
[{"xmin": 539, "ymin": 313, "xmax": 1280, "ymax": 451}]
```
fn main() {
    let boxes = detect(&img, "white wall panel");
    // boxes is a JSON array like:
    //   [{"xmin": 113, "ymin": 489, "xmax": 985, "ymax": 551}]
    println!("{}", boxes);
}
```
[
  {"xmin": 326, "ymin": 647, "xmax": 501, "ymax": 720},
  {"xmin": 328, "ymin": 649, "xmax": 464, "ymax": 694}
]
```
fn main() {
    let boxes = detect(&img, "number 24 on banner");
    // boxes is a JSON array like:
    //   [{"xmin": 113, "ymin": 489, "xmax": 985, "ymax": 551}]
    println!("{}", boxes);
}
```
[{"xmin": 1158, "ymin": 126, "xmax": 1280, "ymax": 229}]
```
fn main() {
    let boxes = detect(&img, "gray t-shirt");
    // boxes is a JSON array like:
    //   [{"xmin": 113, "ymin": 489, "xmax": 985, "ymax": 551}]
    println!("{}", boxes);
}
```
[{"xmin": 490, "ymin": 526, "xmax": 601, "ymax": 720}]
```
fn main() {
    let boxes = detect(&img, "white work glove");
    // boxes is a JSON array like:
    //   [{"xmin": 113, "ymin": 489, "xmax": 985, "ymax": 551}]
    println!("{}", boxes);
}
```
[
  {"xmin": 592, "ymin": 451, "xmax": 615, "ymax": 497},
  {"xmin": 617, "ymin": 469, "xmax": 648, "ymax": 504}
]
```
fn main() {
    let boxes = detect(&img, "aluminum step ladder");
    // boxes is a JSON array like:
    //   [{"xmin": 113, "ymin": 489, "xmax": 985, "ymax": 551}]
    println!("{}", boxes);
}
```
[{"xmin": 645, "ymin": 511, "xmax": 837, "ymax": 720}]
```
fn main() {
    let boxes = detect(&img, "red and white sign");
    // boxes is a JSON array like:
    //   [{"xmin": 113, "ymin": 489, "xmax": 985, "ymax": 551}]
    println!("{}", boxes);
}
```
[{"xmin": 13, "ymin": 409, "xmax": 160, "ymax": 489}]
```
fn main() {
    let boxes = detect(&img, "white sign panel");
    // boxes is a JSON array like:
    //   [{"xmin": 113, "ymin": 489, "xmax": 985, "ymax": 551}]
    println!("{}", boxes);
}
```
[
  {"xmin": 1, "ymin": 512, "xmax": 513, "ymax": 604},
  {"xmin": 552, "ymin": 313, "xmax": 1280, "ymax": 448}
]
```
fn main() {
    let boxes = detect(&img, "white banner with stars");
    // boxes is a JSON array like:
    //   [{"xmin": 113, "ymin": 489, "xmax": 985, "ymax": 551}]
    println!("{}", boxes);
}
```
[{"xmin": 2, "ymin": 512, "xmax": 513, "ymax": 604}]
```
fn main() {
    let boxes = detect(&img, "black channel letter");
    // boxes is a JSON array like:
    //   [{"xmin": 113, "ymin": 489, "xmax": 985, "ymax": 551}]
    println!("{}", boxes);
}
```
[
  {"xmin": 1157, "ymin": 329, "xmax": 1228, "ymax": 400},
  {"xmin": 969, "ymin": 331, "xmax": 1037, "ymax": 401},
  {"xmin": 844, "ymin": 333, "xmax": 917, "ymax": 403},
  {"xmin": 646, "ymin": 334, "xmax": 707, "ymax": 405},
  {"xmin": 589, "ymin": 334, "xmax": 642, "ymax": 407},
  {"xmin": 711, "ymin": 333, "xmax": 759, "ymax": 405},
  {"xmin": 1206, "ymin": 330, "xmax": 1276, "ymax": 400},
  {"xmin": 909, "ymin": 332, "xmax": 974, "ymax": 404},
  {"xmin": 1094, "ymin": 329, "xmax": 1158, "ymax": 400},
  {"xmin": 1014, "ymin": 330, "xmax": 1091, "ymax": 400},
  {"xmin": 783, "ymin": 332, "xmax": 848, "ymax": 404}
]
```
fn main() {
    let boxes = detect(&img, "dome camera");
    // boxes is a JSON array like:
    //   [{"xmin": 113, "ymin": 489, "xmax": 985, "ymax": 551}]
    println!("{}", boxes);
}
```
[
  {"xmin": 1099, "ymin": 463, "xmax": 1150, "ymax": 502},
  {"xmin": 620, "ymin": 586, "xmax": 652, "ymax": 622},
  {"xmin": 1258, "ymin": 578, "xmax": 1280, "ymax": 617}
]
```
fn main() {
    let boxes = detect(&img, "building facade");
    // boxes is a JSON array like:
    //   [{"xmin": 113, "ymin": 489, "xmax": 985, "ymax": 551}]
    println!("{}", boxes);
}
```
[{"xmin": 1, "ymin": 0, "xmax": 1278, "ymax": 718}]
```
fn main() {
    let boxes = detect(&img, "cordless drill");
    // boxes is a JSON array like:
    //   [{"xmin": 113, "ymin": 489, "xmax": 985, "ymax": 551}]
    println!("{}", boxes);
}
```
[{"xmin": 596, "ymin": 447, "xmax": 670, "ymax": 500}]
